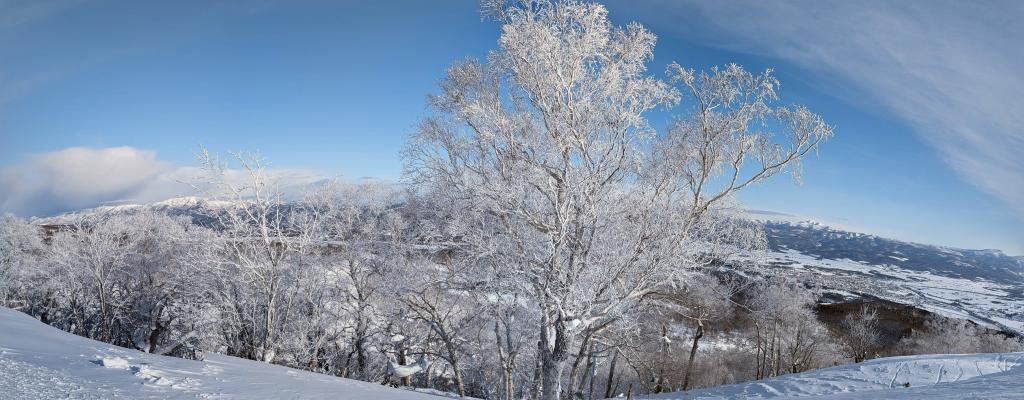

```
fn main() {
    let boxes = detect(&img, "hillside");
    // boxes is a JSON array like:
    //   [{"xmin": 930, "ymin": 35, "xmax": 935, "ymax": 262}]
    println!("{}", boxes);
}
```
[
  {"xmin": 0, "ymin": 306, "xmax": 445, "ymax": 400},
  {"xmin": 740, "ymin": 211, "xmax": 1024, "ymax": 334},
  {"xmin": 641, "ymin": 351, "xmax": 1024, "ymax": 399},
  {"xmin": 3, "ymin": 301, "xmax": 1020, "ymax": 400}
]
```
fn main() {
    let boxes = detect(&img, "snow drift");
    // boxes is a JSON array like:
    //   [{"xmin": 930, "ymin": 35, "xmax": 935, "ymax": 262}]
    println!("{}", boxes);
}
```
[
  {"xmin": 641, "ymin": 351, "xmax": 1024, "ymax": 399},
  {"xmin": 0, "ymin": 306, "xmax": 445, "ymax": 399}
]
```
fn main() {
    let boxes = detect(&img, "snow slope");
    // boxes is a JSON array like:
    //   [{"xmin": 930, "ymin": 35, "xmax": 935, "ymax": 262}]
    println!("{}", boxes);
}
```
[
  {"xmin": 0, "ymin": 307, "xmax": 443, "ymax": 399},
  {"xmin": 640, "ymin": 352, "xmax": 1024, "ymax": 399}
]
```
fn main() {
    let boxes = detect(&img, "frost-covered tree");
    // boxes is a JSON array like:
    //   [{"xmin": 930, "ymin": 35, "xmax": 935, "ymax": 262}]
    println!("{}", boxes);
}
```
[
  {"xmin": 48, "ymin": 216, "xmax": 134, "ymax": 342},
  {"xmin": 0, "ymin": 214, "xmax": 44, "ymax": 309},
  {"xmin": 899, "ymin": 315, "xmax": 1024, "ymax": 355},
  {"xmin": 30, "ymin": 212, "xmax": 213, "ymax": 358},
  {"xmin": 394, "ymin": 253, "xmax": 481, "ymax": 397},
  {"xmin": 405, "ymin": 1, "xmax": 831, "ymax": 397},
  {"xmin": 118, "ymin": 211, "xmax": 216, "ymax": 358},
  {"xmin": 195, "ymin": 148, "xmax": 316, "ymax": 363},
  {"xmin": 670, "ymin": 273, "xmax": 738, "ymax": 391},
  {"xmin": 749, "ymin": 279, "xmax": 838, "ymax": 378},
  {"xmin": 301, "ymin": 179, "xmax": 407, "ymax": 380},
  {"xmin": 839, "ymin": 306, "xmax": 880, "ymax": 363}
]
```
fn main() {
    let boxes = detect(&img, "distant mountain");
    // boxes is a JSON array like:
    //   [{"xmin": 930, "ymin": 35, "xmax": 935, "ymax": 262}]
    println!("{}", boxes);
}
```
[
  {"xmin": 34, "ymin": 196, "xmax": 237, "ymax": 227},
  {"xmin": 763, "ymin": 221, "xmax": 1024, "ymax": 285},
  {"xmin": 741, "ymin": 211, "xmax": 1024, "ymax": 334}
]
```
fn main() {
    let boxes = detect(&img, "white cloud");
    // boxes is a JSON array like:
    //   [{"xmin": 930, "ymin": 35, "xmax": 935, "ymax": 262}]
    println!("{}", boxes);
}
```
[
  {"xmin": 629, "ymin": 0, "xmax": 1024, "ymax": 220},
  {"xmin": 0, "ymin": 147, "xmax": 324, "ymax": 218}
]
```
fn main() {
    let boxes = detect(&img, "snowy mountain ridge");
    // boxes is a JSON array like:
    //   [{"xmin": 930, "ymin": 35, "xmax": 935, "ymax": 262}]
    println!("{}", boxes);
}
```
[{"xmin": 34, "ymin": 196, "xmax": 242, "ymax": 226}]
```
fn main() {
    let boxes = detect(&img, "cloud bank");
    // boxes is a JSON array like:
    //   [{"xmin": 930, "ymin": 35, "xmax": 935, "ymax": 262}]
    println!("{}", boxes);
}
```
[
  {"xmin": 0, "ymin": 147, "xmax": 323, "ymax": 218},
  {"xmin": 636, "ymin": 0, "xmax": 1024, "ymax": 220}
]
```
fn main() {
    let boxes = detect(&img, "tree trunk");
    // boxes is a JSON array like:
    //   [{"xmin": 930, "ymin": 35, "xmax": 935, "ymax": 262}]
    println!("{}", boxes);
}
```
[
  {"xmin": 147, "ymin": 318, "xmax": 165, "ymax": 354},
  {"xmin": 439, "ymin": 329, "xmax": 465, "ymax": 397},
  {"xmin": 541, "ymin": 351, "xmax": 567, "ymax": 400},
  {"xmin": 262, "ymin": 289, "xmax": 277, "ymax": 363},
  {"xmin": 540, "ymin": 312, "xmax": 570, "ymax": 400},
  {"xmin": 355, "ymin": 334, "xmax": 367, "ymax": 380},
  {"xmin": 603, "ymin": 348, "xmax": 618, "ymax": 399},
  {"xmin": 585, "ymin": 347, "xmax": 597, "ymax": 400},
  {"xmin": 773, "ymin": 326, "xmax": 781, "ymax": 378},
  {"xmin": 503, "ymin": 366, "xmax": 514, "ymax": 400},
  {"xmin": 576, "ymin": 343, "xmax": 594, "ymax": 399},
  {"xmin": 494, "ymin": 318, "xmax": 517, "ymax": 400},
  {"xmin": 531, "ymin": 336, "xmax": 544, "ymax": 400},
  {"xmin": 682, "ymin": 321, "xmax": 704, "ymax": 390},
  {"xmin": 654, "ymin": 325, "xmax": 669, "ymax": 393},
  {"xmin": 567, "ymin": 334, "xmax": 592, "ymax": 397},
  {"xmin": 398, "ymin": 347, "xmax": 412, "ymax": 387}
]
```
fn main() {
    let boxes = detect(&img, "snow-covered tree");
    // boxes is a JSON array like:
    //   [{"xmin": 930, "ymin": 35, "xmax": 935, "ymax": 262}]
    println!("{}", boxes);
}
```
[
  {"xmin": 0, "ymin": 214, "xmax": 44, "ymax": 309},
  {"xmin": 671, "ymin": 273, "xmax": 739, "ymax": 391},
  {"xmin": 195, "ymin": 148, "xmax": 315, "ymax": 363},
  {"xmin": 406, "ymin": 1, "xmax": 831, "ymax": 397},
  {"xmin": 118, "ymin": 211, "xmax": 216, "ymax": 358},
  {"xmin": 839, "ymin": 305, "xmax": 880, "ymax": 363},
  {"xmin": 749, "ymin": 279, "xmax": 838, "ymax": 378},
  {"xmin": 48, "ymin": 216, "xmax": 134, "ymax": 342},
  {"xmin": 899, "ymin": 315, "xmax": 1024, "ymax": 355},
  {"xmin": 301, "ymin": 179, "xmax": 407, "ymax": 380}
]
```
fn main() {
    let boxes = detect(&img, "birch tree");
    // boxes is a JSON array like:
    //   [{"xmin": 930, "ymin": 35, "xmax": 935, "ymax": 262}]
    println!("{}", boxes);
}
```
[
  {"xmin": 196, "ymin": 148, "xmax": 314, "ymax": 363},
  {"xmin": 303, "ymin": 179, "xmax": 405, "ymax": 380},
  {"xmin": 406, "ymin": 1, "xmax": 831, "ymax": 398},
  {"xmin": 0, "ymin": 215, "xmax": 43, "ymax": 309},
  {"xmin": 839, "ymin": 306, "xmax": 880, "ymax": 363}
]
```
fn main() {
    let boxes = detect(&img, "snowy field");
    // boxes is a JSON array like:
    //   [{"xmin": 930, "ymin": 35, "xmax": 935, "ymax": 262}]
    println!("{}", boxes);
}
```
[
  {"xmin": 642, "ymin": 351, "xmax": 1024, "ymax": 399},
  {"xmin": 0, "ymin": 307, "xmax": 444, "ymax": 399}
]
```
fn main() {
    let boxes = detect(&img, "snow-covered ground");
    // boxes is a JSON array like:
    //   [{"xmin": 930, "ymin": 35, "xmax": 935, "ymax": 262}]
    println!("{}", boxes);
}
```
[
  {"xmin": 0, "ymin": 307, "xmax": 444, "ymax": 399},
  {"xmin": 640, "ymin": 351, "xmax": 1024, "ymax": 399},
  {"xmin": 4, "ymin": 304, "xmax": 1022, "ymax": 400}
]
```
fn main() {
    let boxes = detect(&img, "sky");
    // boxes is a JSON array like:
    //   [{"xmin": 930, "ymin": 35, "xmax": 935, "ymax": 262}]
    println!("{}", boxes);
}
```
[{"xmin": 0, "ymin": 0, "xmax": 1021, "ymax": 254}]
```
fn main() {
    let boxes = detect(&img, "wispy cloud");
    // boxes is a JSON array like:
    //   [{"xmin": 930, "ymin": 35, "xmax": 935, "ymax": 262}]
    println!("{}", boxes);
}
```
[
  {"xmin": 634, "ymin": 0, "xmax": 1024, "ymax": 220},
  {"xmin": 0, "ymin": 0, "xmax": 82, "ymax": 30},
  {"xmin": 0, "ymin": 147, "xmax": 324, "ymax": 218}
]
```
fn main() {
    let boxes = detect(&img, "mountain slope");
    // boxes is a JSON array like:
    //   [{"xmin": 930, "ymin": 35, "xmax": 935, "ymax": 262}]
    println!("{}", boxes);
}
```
[
  {"xmin": 739, "ymin": 211, "xmax": 1024, "ymax": 334},
  {"xmin": 0, "ymin": 307, "xmax": 443, "ymax": 400}
]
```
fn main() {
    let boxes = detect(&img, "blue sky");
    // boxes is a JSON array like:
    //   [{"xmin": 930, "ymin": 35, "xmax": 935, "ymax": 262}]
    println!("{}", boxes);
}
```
[{"xmin": 1, "ymin": 0, "xmax": 1021, "ymax": 254}]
